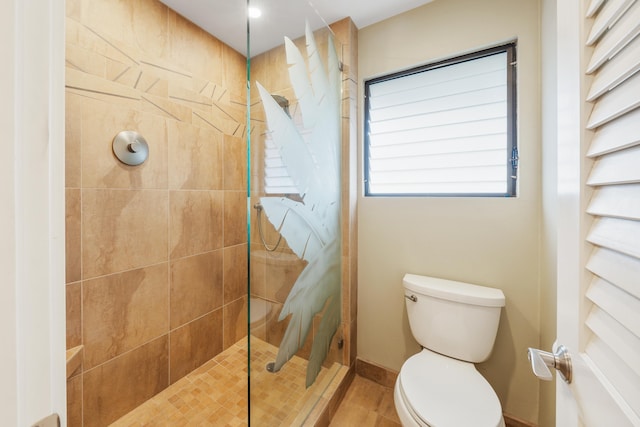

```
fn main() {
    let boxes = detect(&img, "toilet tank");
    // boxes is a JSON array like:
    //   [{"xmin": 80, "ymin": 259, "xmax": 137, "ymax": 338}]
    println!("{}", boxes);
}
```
[{"xmin": 403, "ymin": 274, "xmax": 505, "ymax": 363}]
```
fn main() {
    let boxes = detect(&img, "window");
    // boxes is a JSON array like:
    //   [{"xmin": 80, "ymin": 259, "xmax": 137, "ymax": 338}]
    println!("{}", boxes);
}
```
[{"xmin": 364, "ymin": 43, "xmax": 517, "ymax": 197}]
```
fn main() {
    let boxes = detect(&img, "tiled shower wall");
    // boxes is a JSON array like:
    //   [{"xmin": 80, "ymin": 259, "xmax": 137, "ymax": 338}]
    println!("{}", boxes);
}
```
[{"xmin": 64, "ymin": 0, "xmax": 247, "ymax": 425}]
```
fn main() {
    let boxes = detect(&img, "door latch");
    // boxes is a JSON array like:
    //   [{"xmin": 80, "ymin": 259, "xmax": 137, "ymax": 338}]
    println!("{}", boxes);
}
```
[{"xmin": 527, "ymin": 344, "xmax": 572, "ymax": 383}]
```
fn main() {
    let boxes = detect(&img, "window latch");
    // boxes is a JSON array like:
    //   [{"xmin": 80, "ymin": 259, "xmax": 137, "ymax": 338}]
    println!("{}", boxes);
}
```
[{"xmin": 511, "ymin": 146, "xmax": 519, "ymax": 179}]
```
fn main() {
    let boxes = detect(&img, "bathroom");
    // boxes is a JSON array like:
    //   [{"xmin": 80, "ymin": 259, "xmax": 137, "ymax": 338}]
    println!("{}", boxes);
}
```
[{"xmin": 3, "ymin": 0, "xmax": 639, "ymax": 426}]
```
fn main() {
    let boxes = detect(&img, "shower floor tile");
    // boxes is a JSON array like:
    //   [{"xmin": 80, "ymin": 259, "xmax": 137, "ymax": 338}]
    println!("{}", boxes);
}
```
[{"xmin": 112, "ymin": 337, "xmax": 343, "ymax": 426}]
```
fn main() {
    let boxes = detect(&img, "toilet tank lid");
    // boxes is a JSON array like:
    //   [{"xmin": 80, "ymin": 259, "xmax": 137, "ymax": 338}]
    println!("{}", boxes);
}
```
[{"xmin": 403, "ymin": 274, "xmax": 505, "ymax": 307}]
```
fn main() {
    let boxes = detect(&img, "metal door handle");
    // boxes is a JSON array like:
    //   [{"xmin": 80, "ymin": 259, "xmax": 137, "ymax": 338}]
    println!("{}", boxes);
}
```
[{"xmin": 527, "ymin": 344, "xmax": 572, "ymax": 383}]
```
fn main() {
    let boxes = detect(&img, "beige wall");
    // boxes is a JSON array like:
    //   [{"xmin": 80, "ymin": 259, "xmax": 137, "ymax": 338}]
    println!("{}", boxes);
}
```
[
  {"xmin": 64, "ymin": 0, "xmax": 247, "ymax": 425},
  {"xmin": 357, "ymin": 0, "xmax": 543, "ymax": 423}
]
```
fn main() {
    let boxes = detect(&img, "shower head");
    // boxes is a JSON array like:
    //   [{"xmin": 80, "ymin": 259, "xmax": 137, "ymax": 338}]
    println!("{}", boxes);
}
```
[{"xmin": 271, "ymin": 95, "xmax": 290, "ymax": 117}]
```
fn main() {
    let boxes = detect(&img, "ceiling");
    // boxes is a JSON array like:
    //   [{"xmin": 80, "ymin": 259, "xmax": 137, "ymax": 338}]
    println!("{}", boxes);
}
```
[{"xmin": 159, "ymin": 0, "xmax": 433, "ymax": 57}]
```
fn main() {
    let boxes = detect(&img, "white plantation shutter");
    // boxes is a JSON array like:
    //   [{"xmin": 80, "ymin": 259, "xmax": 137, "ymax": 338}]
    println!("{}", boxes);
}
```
[
  {"xmin": 583, "ymin": 0, "xmax": 640, "ymax": 419},
  {"xmin": 364, "ymin": 44, "xmax": 517, "ymax": 196}
]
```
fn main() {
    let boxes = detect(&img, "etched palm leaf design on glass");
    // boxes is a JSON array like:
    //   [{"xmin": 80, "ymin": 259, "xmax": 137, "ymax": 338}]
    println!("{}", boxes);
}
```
[{"xmin": 256, "ymin": 23, "xmax": 341, "ymax": 387}]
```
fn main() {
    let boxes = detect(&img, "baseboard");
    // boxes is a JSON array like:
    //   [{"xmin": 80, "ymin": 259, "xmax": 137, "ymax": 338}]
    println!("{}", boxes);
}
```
[
  {"xmin": 504, "ymin": 413, "xmax": 538, "ymax": 427},
  {"xmin": 355, "ymin": 358, "xmax": 398, "ymax": 388}
]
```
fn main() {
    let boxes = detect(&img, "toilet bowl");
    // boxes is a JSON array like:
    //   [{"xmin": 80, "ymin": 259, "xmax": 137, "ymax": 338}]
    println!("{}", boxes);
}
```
[
  {"xmin": 394, "ymin": 349, "xmax": 505, "ymax": 427},
  {"xmin": 395, "ymin": 274, "xmax": 506, "ymax": 427}
]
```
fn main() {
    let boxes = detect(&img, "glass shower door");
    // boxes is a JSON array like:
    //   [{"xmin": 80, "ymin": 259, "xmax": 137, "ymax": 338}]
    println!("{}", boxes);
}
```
[{"xmin": 247, "ymin": 2, "xmax": 345, "ymax": 424}]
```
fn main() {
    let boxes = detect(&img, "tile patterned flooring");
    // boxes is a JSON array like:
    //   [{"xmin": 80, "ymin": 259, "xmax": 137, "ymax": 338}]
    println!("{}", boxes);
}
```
[
  {"xmin": 329, "ymin": 376, "xmax": 401, "ymax": 427},
  {"xmin": 112, "ymin": 336, "xmax": 344, "ymax": 426}
]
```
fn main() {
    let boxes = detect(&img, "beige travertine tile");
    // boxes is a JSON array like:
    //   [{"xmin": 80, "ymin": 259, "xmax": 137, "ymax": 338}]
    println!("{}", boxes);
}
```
[
  {"xmin": 170, "ymin": 250, "xmax": 223, "ymax": 329},
  {"xmin": 168, "ymin": 120, "xmax": 222, "ymax": 190},
  {"xmin": 114, "ymin": 337, "xmax": 348, "ymax": 427},
  {"xmin": 249, "ymin": 244, "xmax": 267, "ymax": 299},
  {"xmin": 66, "ymin": 17, "xmax": 138, "ymax": 67},
  {"xmin": 66, "ymin": 0, "xmax": 80, "ymax": 21},
  {"xmin": 66, "ymin": 282, "xmax": 82, "ymax": 350},
  {"xmin": 224, "ymin": 191, "xmax": 247, "ymax": 247},
  {"xmin": 65, "ymin": 189, "xmax": 81, "ymax": 283},
  {"xmin": 82, "ymin": 263, "xmax": 169, "ymax": 369},
  {"xmin": 329, "ymin": 376, "xmax": 401, "ymax": 427},
  {"xmin": 67, "ymin": 374, "xmax": 82, "ymax": 427},
  {"xmin": 81, "ymin": 97, "xmax": 168, "ymax": 189},
  {"xmin": 66, "ymin": 67, "xmax": 141, "ymax": 102},
  {"xmin": 104, "ymin": 60, "xmax": 135, "ymax": 86},
  {"xmin": 65, "ymin": 93, "xmax": 82, "ymax": 188},
  {"xmin": 82, "ymin": 189, "xmax": 168, "ymax": 278},
  {"xmin": 83, "ymin": 335, "xmax": 169, "ymax": 427},
  {"xmin": 134, "ymin": 70, "xmax": 169, "ymax": 98},
  {"xmin": 223, "ymin": 296, "xmax": 248, "ymax": 350},
  {"xmin": 168, "ymin": 84, "xmax": 213, "ymax": 114},
  {"xmin": 66, "ymin": 43, "xmax": 107, "ymax": 78},
  {"xmin": 223, "ymin": 134, "xmax": 247, "ymax": 191},
  {"xmin": 215, "ymin": 96, "xmax": 245, "ymax": 124},
  {"xmin": 191, "ymin": 108, "xmax": 243, "ymax": 136},
  {"xmin": 80, "ymin": 0, "xmax": 169, "ymax": 59},
  {"xmin": 223, "ymin": 244, "xmax": 248, "ymax": 304},
  {"xmin": 222, "ymin": 44, "xmax": 246, "ymax": 101},
  {"xmin": 169, "ymin": 309, "xmax": 223, "ymax": 383},
  {"xmin": 166, "ymin": 9, "xmax": 223, "ymax": 84},
  {"xmin": 169, "ymin": 190, "xmax": 223, "ymax": 259},
  {"xmin": 138, "ymin": 56, "xmax": 193, "ymax": 89},
  {"xmin": 140, "ymin": 93, "xmax": 193, "ymax": 123}
]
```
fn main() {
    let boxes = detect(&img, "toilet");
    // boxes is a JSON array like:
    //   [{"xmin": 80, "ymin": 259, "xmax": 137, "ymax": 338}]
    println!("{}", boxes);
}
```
[{"xmin": 394, "ymin": 274, "xmax": 506, "ymax": 427}]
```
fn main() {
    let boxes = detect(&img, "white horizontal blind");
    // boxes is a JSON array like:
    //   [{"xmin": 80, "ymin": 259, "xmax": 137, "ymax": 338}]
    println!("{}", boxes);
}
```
[
  {"xmin": 583, "ymin": 0, "xmax": 640, "ymax": 420},
  {"xmin": 365, "ymin": 45, "xmax": 516, "ymax": 196},
  {"xmin": 264, "ymin": 134, "xmax": 299, "ymax": 194}
]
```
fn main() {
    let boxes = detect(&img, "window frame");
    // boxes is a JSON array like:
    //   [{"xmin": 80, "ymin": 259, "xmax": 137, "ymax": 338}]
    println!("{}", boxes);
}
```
[{"xmin": 363, "ymin": 42, "xmax": 518, "ymax": 197}]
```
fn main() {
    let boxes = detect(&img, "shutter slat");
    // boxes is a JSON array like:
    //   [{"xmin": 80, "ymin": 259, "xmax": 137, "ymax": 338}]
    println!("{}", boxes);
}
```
[
  {"xmin": 586, "ymin": 278, "xmax": 640, "ymax": 341},
  {"xmin": 585, "ymin": 337, "xmax": 640, "ymax": 416},
  {"xmin": 587, "ymin": 0, "xmax": 606, "ymax": 17},
  {"xmin": 369, "ymin": 118, "xmax": 507, "ymax": 145},
  {"xmin": 370, "ymin": 85, "xmax": 506, "ymax": 122},
  {"xmin": 370, "ymin": 150, "xmax": 506, "ymax": 171},
  {"xmin": 370, "ymin": 134, "xmax": 505, "ymax": 157},
  {"xmin": 586, "ymin": 246, "xmax": 640, "ymax": 299},
  {"xmin": 586, "ymin": 0, "xmax": 640, "ymax": 74},
  {"xmin": 586, "ymin": 71, "xmax": 640, "ymax": 128},
  {"xmin": 586, "ymin": 34, "xmax": 640, "ymax": 101},
  {"xmin": 371, "ymin": 165, "xmax": 506, "ymax": 184},
  {"xmin": 370, "ymin": 71, "xmax": 505, "ymax": 111},
  {"xmin": 586, "ymin": 144, "xmax": 640, "ymax": 185},
  {"xmin": 587, "ymin": 184, "xmax": 640, "ymax": 220},
  {"xmin": 585, "ymin": 307, "xmax": 640, "ymax": 379},
  {"xmin": 587, "ymin": 217, "xmax": 640, "ymax": 259},
  {"xmin": 370, "ymin": 53, "xmax": 505, "ymax": 97},
  {"xmin": 587, "ymin": 107, "xmax": 640, "ymax": 157},
  {"xmin": 586, "ymin": 0, "xmax": 634, "ymax": 46},
  {"xmin": 368, "ymin": 181, "xmax": 506, "ymax": 195},
  {"xmin": 370, "ymin": 103, "xmax": 506, "ymax": 134}
]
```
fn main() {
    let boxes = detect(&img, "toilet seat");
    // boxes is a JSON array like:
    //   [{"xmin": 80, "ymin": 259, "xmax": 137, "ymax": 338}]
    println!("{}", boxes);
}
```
[{"xmin": 396, "ymin": 349, "xmax": 504, "ymax": 427}]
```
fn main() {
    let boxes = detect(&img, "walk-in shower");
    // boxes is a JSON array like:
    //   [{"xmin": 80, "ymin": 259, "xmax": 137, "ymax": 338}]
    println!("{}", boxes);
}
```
[{"xmin": 63, "ymin": 0, "xmax": 356, "ymax": 425}]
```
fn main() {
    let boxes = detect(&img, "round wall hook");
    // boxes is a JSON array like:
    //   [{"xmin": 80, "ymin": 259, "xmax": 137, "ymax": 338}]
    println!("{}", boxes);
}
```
[{"xmin": 113, "ymin": 131, "xmax": 149, "ymax": 166}]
